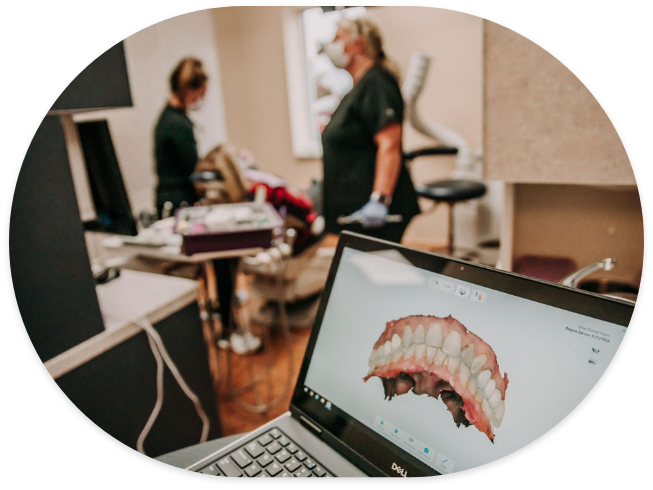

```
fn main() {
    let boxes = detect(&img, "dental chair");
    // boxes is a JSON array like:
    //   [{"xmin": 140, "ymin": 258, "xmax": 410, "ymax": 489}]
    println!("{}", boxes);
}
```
[{"xmin": 402, "ymin": 51, "xmax": 487, "ymax": 256}]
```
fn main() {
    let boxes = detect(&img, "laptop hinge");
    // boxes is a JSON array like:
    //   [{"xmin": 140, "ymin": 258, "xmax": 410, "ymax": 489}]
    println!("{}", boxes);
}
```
[{"xmin": 298, "ymin": 415, "xmax": 323, "ymax": 436}]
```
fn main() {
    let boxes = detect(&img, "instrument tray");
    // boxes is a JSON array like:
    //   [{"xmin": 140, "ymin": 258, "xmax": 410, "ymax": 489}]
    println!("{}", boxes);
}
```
[{"xmin": 175, "ymin": 202, "xmax": 283, "ymax": 255}]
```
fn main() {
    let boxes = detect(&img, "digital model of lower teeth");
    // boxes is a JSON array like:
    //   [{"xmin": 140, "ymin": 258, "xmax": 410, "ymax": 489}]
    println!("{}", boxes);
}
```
[{"xmin": 364, "ymin": 315, "xmax": 508, "ymax": 442}]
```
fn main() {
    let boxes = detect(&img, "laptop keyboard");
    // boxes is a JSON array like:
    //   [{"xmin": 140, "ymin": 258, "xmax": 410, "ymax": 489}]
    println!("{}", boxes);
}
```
[{"xmin": 197, "ymin": 427, "xmax": 332, "ymax": 477}]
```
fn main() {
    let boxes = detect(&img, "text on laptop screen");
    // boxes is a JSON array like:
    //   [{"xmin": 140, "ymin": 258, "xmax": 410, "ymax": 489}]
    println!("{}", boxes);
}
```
[{"xmin": 304, "ymin": 247, "xmax": 626, "ymax": 474}]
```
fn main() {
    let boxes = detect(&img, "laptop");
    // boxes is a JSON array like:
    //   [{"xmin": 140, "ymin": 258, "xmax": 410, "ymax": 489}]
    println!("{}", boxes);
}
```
[{"xmin": 186, "ymin": 231, "xmax": 634, "ymax": 477}]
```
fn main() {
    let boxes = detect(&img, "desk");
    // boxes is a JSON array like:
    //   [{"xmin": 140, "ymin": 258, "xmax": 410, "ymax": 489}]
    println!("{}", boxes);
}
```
[{"xmin": 103, "ymin": 239, "xmax": 262, "ymax": 264}]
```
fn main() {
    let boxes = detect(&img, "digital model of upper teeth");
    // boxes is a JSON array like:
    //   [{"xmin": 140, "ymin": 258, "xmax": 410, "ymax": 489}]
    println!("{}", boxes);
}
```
[{"xmin": 364, "ymin": 315, "xmax": 508, "ymax": 442}]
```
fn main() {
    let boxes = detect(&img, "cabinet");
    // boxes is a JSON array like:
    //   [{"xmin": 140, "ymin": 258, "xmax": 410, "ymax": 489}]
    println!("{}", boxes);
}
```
[
  {"xmin": 10, "ymin": 116, "xmax": 105, "ymax": 361},
  {"xmin": 53, "ymin": 273, "xmax": 222, "ymax": 457}
]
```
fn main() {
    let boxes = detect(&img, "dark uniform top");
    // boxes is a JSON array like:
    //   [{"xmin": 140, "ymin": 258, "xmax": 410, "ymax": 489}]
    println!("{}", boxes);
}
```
[
  {"xmin": 321, "ymin": 64, "xmax": 420, "ymax": 242},
  {"xmin": 154, "ymin": 104, "xmax": 199, "ymax": 216}
]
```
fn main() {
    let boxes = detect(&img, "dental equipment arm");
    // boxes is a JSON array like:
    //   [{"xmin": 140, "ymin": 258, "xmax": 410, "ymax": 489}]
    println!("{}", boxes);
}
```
[{"xmin": 401, "ymin": 51, "xmax": 476, "ymax": 173}]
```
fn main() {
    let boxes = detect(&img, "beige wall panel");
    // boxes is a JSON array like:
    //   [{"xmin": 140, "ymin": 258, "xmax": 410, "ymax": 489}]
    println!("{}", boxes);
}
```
[{"xmin": 484, "ymin": 21, "xmax": 635, "ymax": 185}]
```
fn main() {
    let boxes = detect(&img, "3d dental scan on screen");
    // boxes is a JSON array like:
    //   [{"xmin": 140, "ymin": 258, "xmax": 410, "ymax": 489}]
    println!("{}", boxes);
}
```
[
  {"xmin": 364, "ymin": 314, "xmax": 509, "ymax": 443},
  {"xmin": 297, "ymin": 232, "xmax": 631, "ymax": 475}
]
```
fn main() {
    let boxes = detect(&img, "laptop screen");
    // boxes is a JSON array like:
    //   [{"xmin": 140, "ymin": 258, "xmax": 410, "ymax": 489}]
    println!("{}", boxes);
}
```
[{"xmin": 293, "ymin": 234, "xmax": 632, "ymax": 476}]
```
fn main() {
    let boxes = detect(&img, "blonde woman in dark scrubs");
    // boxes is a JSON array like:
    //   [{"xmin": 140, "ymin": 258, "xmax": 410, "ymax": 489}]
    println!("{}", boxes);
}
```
[{"xmin": 321, "ymin": 16, "xmax": 419, "ymax": 243}]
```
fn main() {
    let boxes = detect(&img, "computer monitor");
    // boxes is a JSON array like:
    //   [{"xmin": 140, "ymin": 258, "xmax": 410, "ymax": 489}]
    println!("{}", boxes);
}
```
[{"xmin": 76, "ymin": 120, "xmax": 138, "ymax": 236}]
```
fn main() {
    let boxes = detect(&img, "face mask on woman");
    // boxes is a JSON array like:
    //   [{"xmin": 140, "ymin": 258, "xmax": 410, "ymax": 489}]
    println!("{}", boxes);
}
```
[
  {"xmin": 187, "ymin": 99, "xmax": 204, "ymax": 112},
  {"xmin": 322, "ymin": 40, "xmax": 351, "ymax": 69}
]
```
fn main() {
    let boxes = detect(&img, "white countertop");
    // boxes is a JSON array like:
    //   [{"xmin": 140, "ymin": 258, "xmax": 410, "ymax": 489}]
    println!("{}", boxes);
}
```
[
  {"xmin": 45, "ymin": 270, "xmax": 198, "ymax": 379},
  {"xmin": 98, "ymin": 269, "xmax": 198, "ymax": 330}
]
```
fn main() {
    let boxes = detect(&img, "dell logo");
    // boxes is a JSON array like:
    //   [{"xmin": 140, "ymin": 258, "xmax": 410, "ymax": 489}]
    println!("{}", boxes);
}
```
[{"xmin": 391, "ymin": 462, "xmax": 408, "ymax": 477}]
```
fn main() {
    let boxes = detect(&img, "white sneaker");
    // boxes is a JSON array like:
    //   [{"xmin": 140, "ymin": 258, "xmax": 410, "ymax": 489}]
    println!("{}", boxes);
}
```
[{"xmin": 230, "ymin": 332, "xmax": 262, "ymax": 355}]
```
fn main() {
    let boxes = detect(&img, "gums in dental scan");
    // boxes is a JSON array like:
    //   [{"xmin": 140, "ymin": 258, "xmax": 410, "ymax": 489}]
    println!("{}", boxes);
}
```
[{"xmin": 364, "ymin": 315, "xmax": 508, "ymax": 442}]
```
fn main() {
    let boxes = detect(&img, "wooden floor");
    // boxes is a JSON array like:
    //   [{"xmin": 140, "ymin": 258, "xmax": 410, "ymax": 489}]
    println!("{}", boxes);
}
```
[
  {"xmin": 216, "ymin": 323, "xmax": 311, "ymax": 436},
  {"xmin": 214, "ymin": 235, "xmax": 339, "ymax": 436}
]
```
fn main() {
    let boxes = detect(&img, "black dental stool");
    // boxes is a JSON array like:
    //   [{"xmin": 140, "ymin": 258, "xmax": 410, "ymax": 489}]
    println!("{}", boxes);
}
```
[{"xmin": 404, "ymin": 147, "xmax": 487, "ymax": 256}]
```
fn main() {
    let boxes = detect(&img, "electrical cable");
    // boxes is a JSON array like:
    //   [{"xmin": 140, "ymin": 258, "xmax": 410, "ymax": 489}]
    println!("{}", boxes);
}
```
[
  {"xmin": 136, "ymin": 318, "xmax": 211, "ymax": 445},
  {"xmin": 136, "ymin": 332, "xmax": 165, "ymax": 454}
]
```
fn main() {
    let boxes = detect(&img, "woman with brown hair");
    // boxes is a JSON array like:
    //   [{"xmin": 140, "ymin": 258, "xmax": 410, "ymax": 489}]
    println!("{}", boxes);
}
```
[
  {"xmin": 154, "ymin": 57, "xmax": 208, "ymax": 218},
  {"xmin": 154, "ymin": 58, "xmax": 255, "ymax": 353}
]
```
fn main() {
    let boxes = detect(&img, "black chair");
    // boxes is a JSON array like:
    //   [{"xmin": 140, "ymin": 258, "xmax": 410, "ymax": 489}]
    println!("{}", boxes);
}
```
[{"xmin": 404, "ymin": 146, "xmax": 486, "ymax": 255}]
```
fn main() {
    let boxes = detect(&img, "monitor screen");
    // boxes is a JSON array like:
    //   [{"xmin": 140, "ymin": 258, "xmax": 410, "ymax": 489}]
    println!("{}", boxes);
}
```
[
  {"xmin": 302, "ymin": 246, "xmax": 628, "ymax": 474},
  {"xmin": 76, "ymin": 120, "xmax": 137, "ymax": 236}
]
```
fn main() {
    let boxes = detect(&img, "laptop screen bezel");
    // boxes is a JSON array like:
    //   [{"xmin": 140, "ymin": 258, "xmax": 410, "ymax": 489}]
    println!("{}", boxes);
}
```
[{"xmin": 290, "ymin": 232, "xmax": 634, "ymax": 477}]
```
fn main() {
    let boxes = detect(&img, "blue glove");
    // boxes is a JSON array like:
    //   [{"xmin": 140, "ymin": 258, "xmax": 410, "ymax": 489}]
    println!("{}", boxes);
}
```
[{"xmin": 349, "ymin": 199, "xmax": 389, "ymax": 229}]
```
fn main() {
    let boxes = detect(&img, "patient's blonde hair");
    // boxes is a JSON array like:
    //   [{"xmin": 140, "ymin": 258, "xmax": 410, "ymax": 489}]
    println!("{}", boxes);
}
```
[{"xmin": 338, "ymin": 16, "xmax": 400, "ymax": 83}]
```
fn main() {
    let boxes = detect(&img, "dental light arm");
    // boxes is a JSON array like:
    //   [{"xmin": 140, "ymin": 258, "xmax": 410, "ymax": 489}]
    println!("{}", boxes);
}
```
[{"xmin": 401, "ymin": 51, "xmax": 475, "ymax": 172}]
